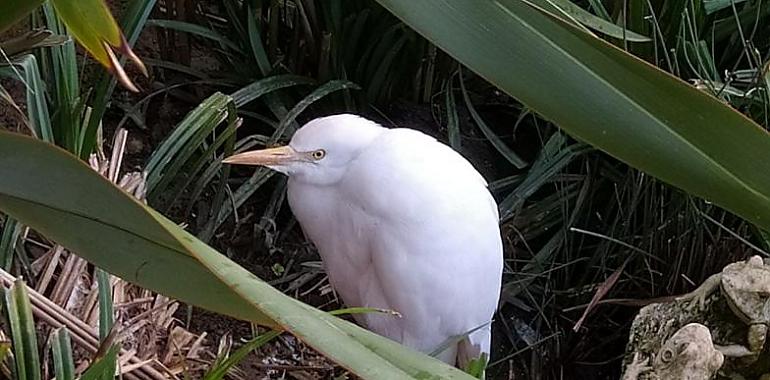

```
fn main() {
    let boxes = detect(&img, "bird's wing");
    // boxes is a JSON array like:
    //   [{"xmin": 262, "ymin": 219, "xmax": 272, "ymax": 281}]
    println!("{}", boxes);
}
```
[
  {"xmin": 341, "ymin": 128, "xmax": 503, "ymax": 356},
  {"xmin": 286, "ymin": 182, "xmax": 373, "ymax": 310}
]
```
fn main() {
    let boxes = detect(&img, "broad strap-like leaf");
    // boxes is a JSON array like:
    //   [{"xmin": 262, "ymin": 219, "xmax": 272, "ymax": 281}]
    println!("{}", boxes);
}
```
[
  {"xmin": 0, "ymin": 130, "xmax": 475, "ymax": 380},
  {"xmin": 374, "ymin": 0, "xmax": 770, "ymax": 233},
  {"xmin": 50, "ymin": 0, "xmax": 147, "ymax": 91},
  {"xmin": 0, "ymin": 0, "xmax": 45, "ymax": 34}
]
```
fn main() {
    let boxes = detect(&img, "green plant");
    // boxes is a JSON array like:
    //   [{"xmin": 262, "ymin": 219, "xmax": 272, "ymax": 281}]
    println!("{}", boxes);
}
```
[
  {"xmin": 375, "ymin": 0, "xmax": 770, "ymax": 230},
  {"xmin": 0, "ymin": 278, "xmax": 119, "ymax": 380},
  {"xmin": 3, "ymin": 0, "xmax": 769, "ymax": 378},
  {"xmin": 370, "ymin": 0, "xmax": 770, "ymax": 377},
  {"xmin": 0, "ymin": 128, "xmax": 478, "ymax": 379}
]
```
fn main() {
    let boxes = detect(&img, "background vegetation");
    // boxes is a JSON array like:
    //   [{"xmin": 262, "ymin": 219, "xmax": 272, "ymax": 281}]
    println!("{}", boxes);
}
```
[{"xmin": 0, "ymin": 0, "xmax": 769, "ymax": 379}]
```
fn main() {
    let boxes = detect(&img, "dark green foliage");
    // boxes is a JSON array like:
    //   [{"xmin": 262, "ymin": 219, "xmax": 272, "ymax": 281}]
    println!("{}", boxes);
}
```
[{"xmin": 2, "ymin": 0, "xmax": 769, "ymax": 378}]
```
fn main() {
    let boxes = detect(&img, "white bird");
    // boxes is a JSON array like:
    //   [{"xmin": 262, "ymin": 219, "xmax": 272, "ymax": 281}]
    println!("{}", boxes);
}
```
[{"xmin": 224, "ymin": 114, "xmax": 503, "ymax": 367}]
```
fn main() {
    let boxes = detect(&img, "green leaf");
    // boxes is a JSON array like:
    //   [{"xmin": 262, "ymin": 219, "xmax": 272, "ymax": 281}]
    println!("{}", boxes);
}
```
[
  {"xmin": 40, "ymin": 4, "xmax": 81, "ymax": 153},
  {"xmin": 0, "ymin": 0, "xmax": 45, "ymax": 34},
  {"xmin": 0, "ymin": 55, "xmax": 54, "ymax": 143},
  {"xmin": 50, "ymin": 0, "xmax": 147, "ymax": 91},
  {"xmin": 0, "ymin": 340, "xmax": 11, "ymax": 363},
  {"xmin": 464, "ymin": 353, "xmax": 487, "ymax": 379},
  {"xmin": 373, "ymin": 0, "xmax": 770, "ymax": 234},
  {"xmin": 82, "ymin": 0, "xmax": 157, "ymax": 158},
  {"xmin": 0, "ymin": 217, "xmax": 21, "ymax": 270},
  {"xmin": 96, "ymin": 269, "xmax": 114, "ymax": 340},
  {"xmin": 231, "ymin": 75, "xmax": 316, "ymax": 108},
  {"xmin": 203, "ymin": 330, "xmax": 280, "ymax": 380},
  {"xmin": 0, "ymin": 130, "xmax": 476, "ymax": 379},
  {"xmin": 2, "ymin": 279, "xmax": 41, "ymax": 380},
  {"xmin": 79, "ymin": 346, "xmax": 118, "ymax": 380},
  {"xmin": 271, "ymin": 80, "xmax": 361, "ymax": 142},
  {"xmin": 0, "ymin": 30, "xmax": 68, "ymax": 57},
  {"xmin": 443, "ymin": 75, "xmax": 461, "ymax": 149},
  {"xmin": 146, "ymin": 19, "xmax": 241, "ymax": 52},
  {"xmin": 703, "ymin": 0, "xmax": 747, "ymax": 14},
  {"xmin": 51, "ymin": 328, "xmax": 76, "ymax": 380},
  {"xmin": 246, "ymin": 3, "xmax": 272, "ymax": 76},
  {"xmin": 145, "ymin": 93, "xmax": 231, "ymax": 197},
  {"xmin": 531, "ymin": 0, "xmax": 651, "ymax": 42},
  {"xmin": 459, "ymin": 69, "xmax": 527, "ymax": 169}
]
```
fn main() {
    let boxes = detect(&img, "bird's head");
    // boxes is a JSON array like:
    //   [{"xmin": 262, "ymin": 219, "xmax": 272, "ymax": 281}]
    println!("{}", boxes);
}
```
[{"xmin": 223, "ymin": 114, "xmax": 386, "ymax": 185}]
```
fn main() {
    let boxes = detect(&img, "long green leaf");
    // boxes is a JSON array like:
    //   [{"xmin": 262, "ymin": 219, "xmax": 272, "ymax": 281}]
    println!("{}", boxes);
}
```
[
  {"xmin": 534, "ymin": 0, "xmax": 651, "ymax": 42},
  {"xmin": 231, "ymin": 75, "xmax": 316, "ymax": 108},
  {"xmin": 82, "ymin": 0, "xmax": 157, "ymax": 159},
  {"xmin": 145, "ymin": 93, "xmax": 230, "ymax": 196},
  {"xmin": 271, "ymin": 80, "xmax": 361, "ymax": 142},
  {"xmin": 41, "ymin": 3, "xmax": 80, "ymax": 153},
  {"xmin": 0, "ymin": 217, "xmax": 21, "ymax": 270},
  {"xmin": 0, "ymin": 55, "xmax": 54, "ymax": 143},
  {"xmin": 146, "ymin": 19, "xmax": 241, "ymax": 52},
  {"xmin": 374, "ymin": 0, "xmax": 770, "ymax": 233},
  {"xmin": 459, "ymin": 69, "xmax": 527, "ymax": 169},
  {"xmin": 0, "ymin": 130, "xmax": 476, "ymax": 380},
  {"xmin": 79, "ymin": 346, "xmax": 118, "ymax": 380},
  {"xmin": 96, "ymin": 270, "xmax": 113, "ymax": 340},
  {"xmin": 203, "ymin": 330, "xmax": 281, "ymax": 380},
  {"xmin": 246, "ymin": 3, "xmax": 272, "ymax": 76},
  {"xmin": 50, "ymin": 0, "xmax": 147, "ymax": 92},
  {"xmin": 0, "ymin": 0, "xmax": 45, "ymax": 34},
  {"xmin": 51, "ymin": 328, "xmax": 76, "ymax": 380},
  {"xmin": 2, "ymin": 279, "xmax": 41, "ymax": 380}
]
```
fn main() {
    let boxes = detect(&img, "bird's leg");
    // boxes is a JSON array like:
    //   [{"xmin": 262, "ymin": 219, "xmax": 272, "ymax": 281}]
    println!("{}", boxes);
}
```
[{"xmin": 676, "ymin": 274, "xmax": 722, "ymax": 310}]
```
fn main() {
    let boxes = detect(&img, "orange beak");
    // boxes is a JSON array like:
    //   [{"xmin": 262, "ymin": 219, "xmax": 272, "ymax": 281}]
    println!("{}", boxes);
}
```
[{"xmin": 222, "ymin": 146, "xmax": 298, "ymax": 166}]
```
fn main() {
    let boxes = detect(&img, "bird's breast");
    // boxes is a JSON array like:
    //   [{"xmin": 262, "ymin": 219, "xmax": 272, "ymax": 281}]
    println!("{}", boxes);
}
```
[{"xmin": 287, "ymin": 182, "xmax": 378, "ymax": 304}]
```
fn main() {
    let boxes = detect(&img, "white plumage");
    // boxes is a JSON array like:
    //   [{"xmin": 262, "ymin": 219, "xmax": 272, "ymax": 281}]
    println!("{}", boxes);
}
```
[{"xmin": 224, "ymin": 114, "xmax": 503, "ymax": 367}]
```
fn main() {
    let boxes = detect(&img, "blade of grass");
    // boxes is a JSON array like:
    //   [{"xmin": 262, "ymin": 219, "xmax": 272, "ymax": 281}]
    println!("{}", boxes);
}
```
[
  {"xmin": 0, "ymin": 55, "xmax": 54, "ymax": 143},
  {"xmin": 198, "ymin": 106, "xmax": 239, "ymax": 242},
  {"xmin": 51, "ymin": 328, "xmax": 76, "ymax": 380},
  {"xmin": 231, "ymin": 74, "xmax": 316, "ymax": 108},
  {"xmin": 2, "ymin": 279, "xmax": 41, "ymax": 380},
  {"xmin": 1, "ymin": 30, "xmax": 68, "ymax": 57},
  {"xmin": 145, "ymin": 93, "xmax": 231, "ymax": 196},
  {"xmin": 246, "ymin": 3, "xmax": 272, "ymax": 76},
  {"xmin": 534, "ymin": 0, "xmax": 651, "ymax": 42},
  {"xmin": 96, "ymin": 270, "xmax": 113, "ymax": 340},
  {"xmin": 270, "ymin": 80, "xmax": 361, "ymax": 143},
  {"xmin": 164, "ymin": 117, "xmax": 241, "ymax": 214},
  {"xmin": 498, "ymin": 133, "xmax": 590, "ymax": 221},
  {"xmin": 41, "ymin": 3, "xmax": 80, "ymax": 153},
  {"xmin": 146, "ymin": 19, "xmax": 241, "ymax": 51},
  {"xmin": 444, "ymin": 74, "xmax": 461, "ymax": 149},
  {"xmin": 0, "ymin": 217, "xmax": 21, "ymax": 271},
  {"xmin": 202, "ymin": 330, "xmax": 281, "ymax": 380},
  {"xmin": 81, "ymin": 0, "xmax": 157, "ymax": 159},
  {"xmin": 79, "ymin": 346, "xmax": 118, "ymax": 380},
  {"xmin": 459, "ymin": 69, "xmax": 527, "ymax": 169}
]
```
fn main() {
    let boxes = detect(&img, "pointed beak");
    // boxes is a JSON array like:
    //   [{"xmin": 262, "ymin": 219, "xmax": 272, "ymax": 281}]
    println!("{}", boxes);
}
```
[{"xmin": 222, "ymin": 145, "xmax": 298, "ymax": 166}]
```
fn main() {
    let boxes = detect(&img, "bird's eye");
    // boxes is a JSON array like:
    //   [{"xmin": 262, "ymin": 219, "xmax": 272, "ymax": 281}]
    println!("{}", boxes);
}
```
[{"xmin": 311, "ymin": 149, "xmax": 326, "ymax": 160}]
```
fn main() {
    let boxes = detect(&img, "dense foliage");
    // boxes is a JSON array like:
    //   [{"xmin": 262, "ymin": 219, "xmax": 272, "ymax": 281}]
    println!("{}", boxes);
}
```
[{"xmin": 0, "ymin": 0, "xmax": 768, "ymax": 379}]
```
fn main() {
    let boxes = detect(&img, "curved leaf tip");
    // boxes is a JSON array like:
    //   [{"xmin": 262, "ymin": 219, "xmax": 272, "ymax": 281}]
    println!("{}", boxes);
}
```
[{"xmin": 50, "ymin": 0, "xmax": 147, "ymax": 92}]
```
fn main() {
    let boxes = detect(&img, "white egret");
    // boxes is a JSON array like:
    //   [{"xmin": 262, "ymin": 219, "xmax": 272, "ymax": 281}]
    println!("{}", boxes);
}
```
[{"xmin": 224, "ymin": 114, "xmax": 503, "ymax": 367}]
